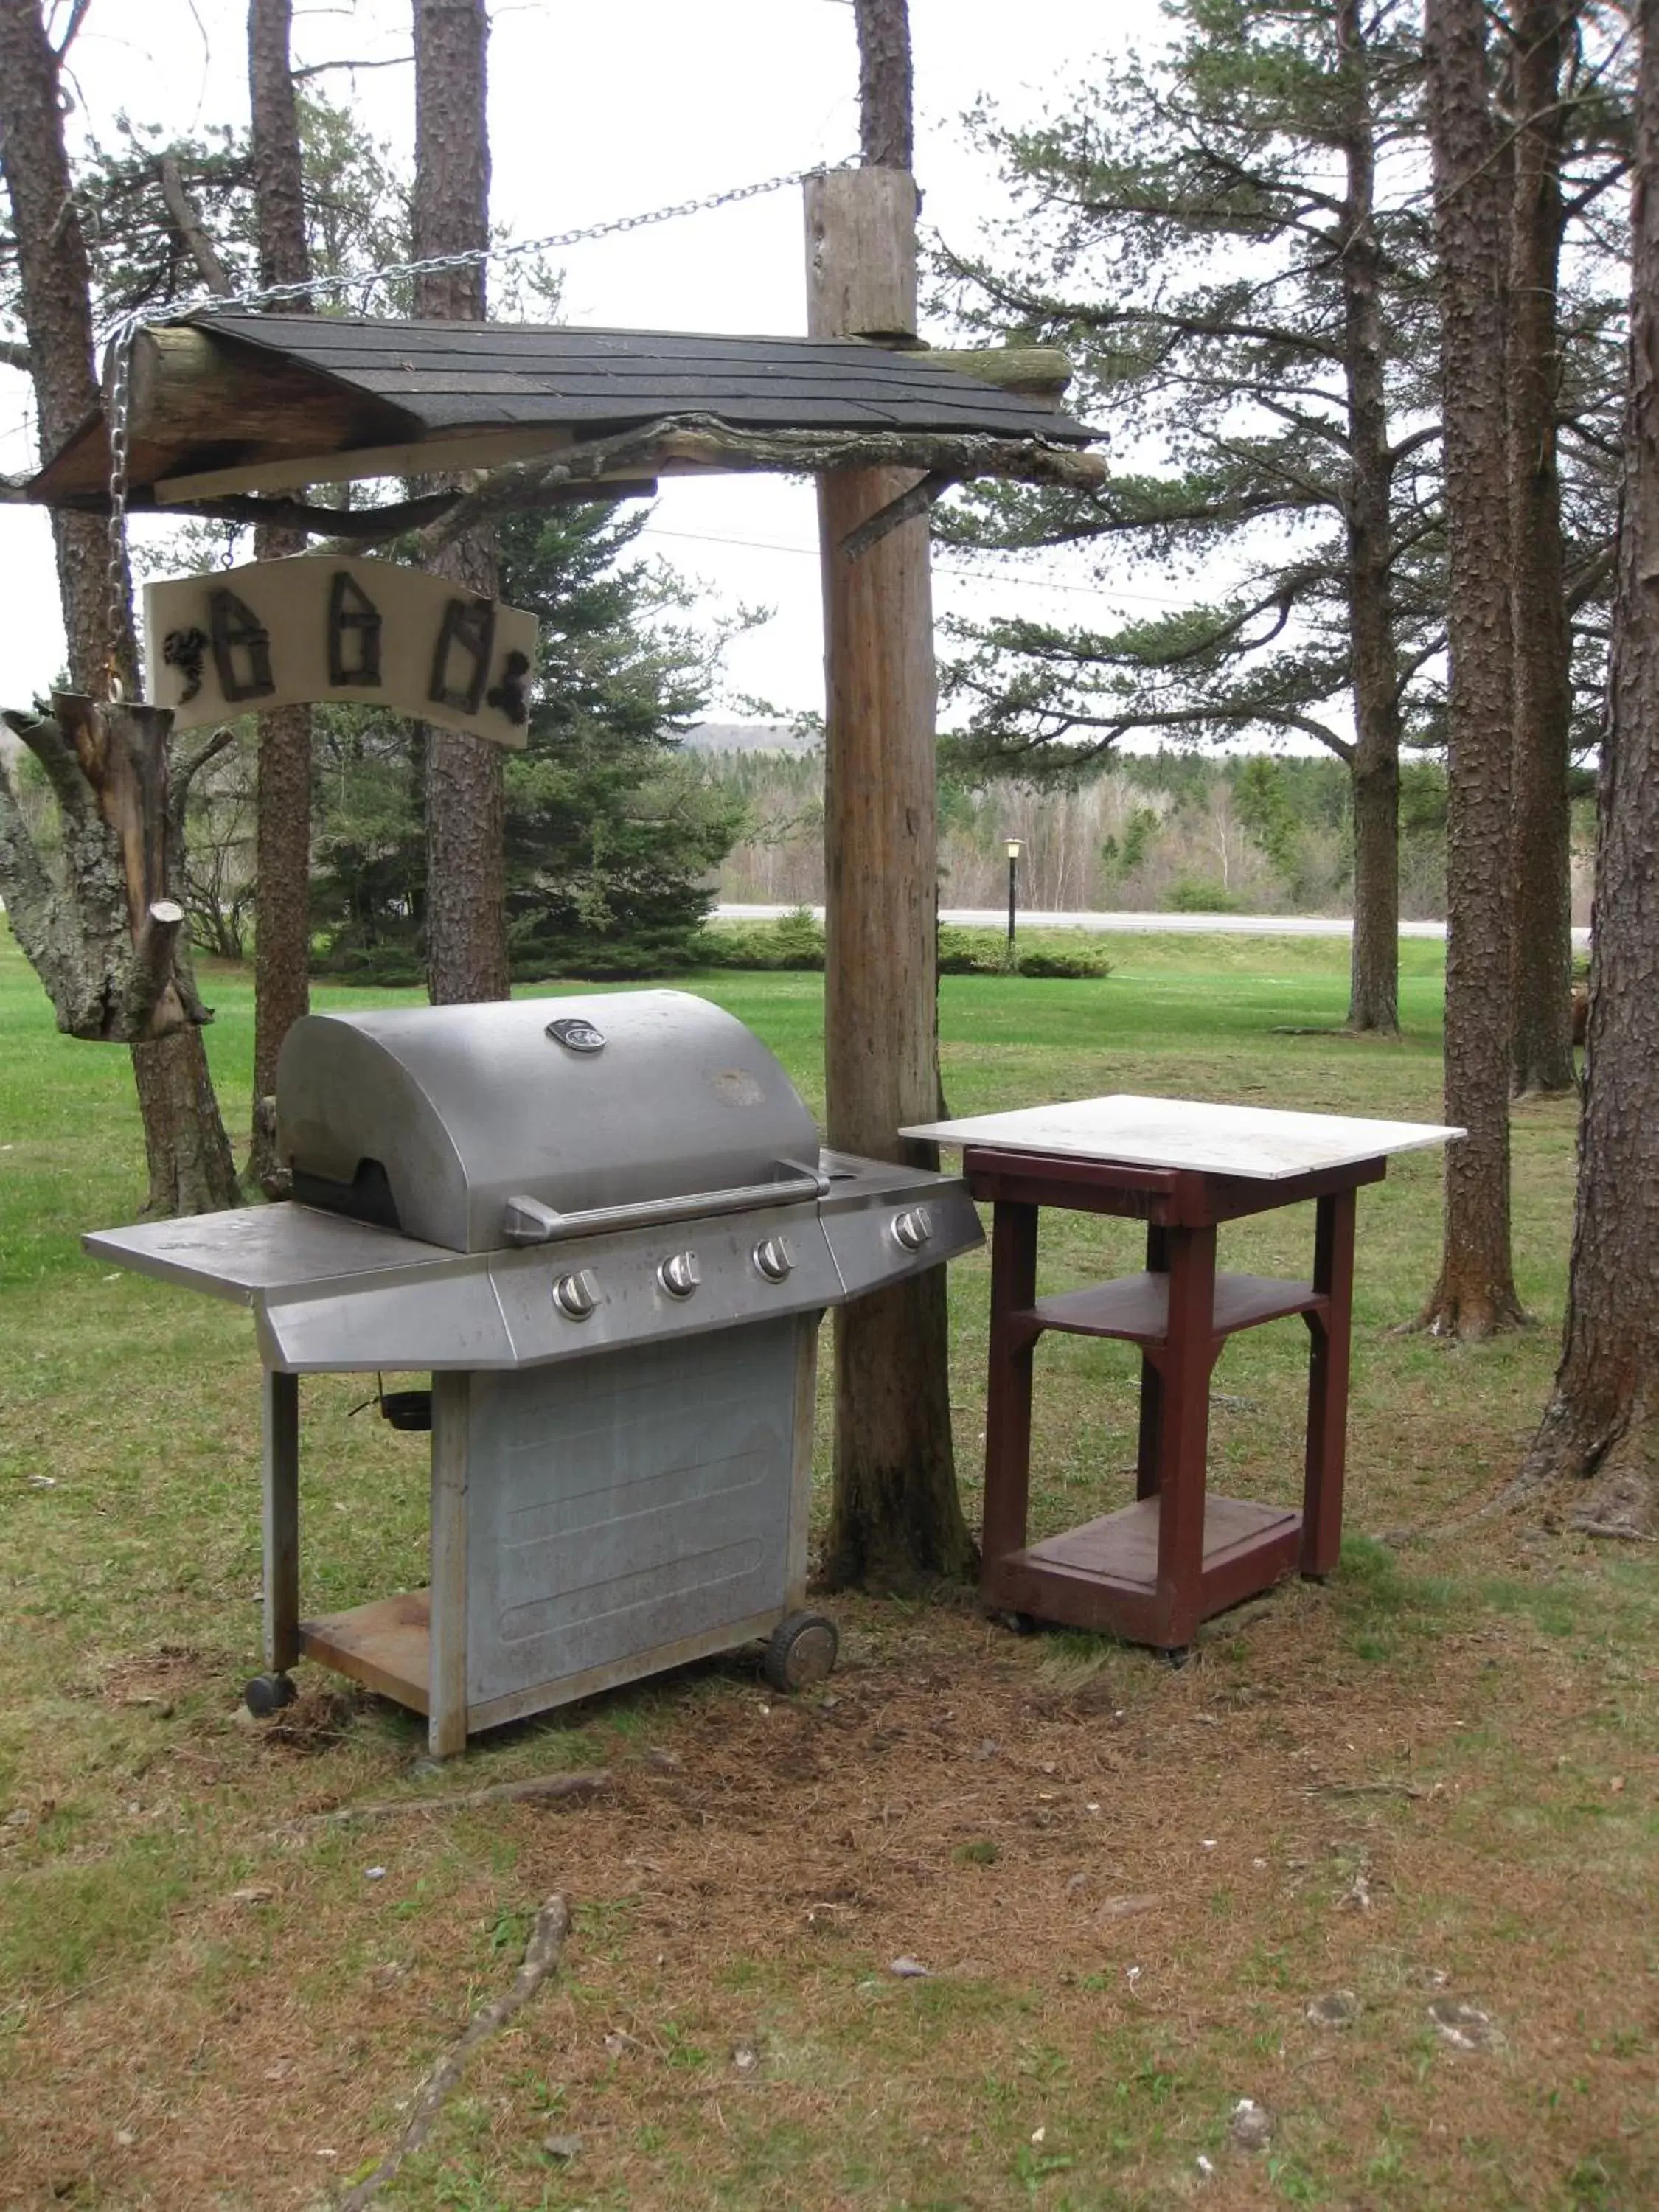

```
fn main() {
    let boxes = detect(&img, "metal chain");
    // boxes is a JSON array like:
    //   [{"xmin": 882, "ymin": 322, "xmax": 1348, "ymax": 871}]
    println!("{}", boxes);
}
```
[
  {"xmin": 97, "ymin": 164, "xmax": 838, "ymax": 700},
  {"xmin": 102, "ymin": 320, "xmax": 136, "ymax": 700}
]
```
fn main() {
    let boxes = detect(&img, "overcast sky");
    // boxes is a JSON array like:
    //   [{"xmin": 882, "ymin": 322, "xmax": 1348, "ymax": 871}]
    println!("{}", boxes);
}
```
[{"xmin": 0, "ymin": 0, "xmax": 1175, "ymax": 720}]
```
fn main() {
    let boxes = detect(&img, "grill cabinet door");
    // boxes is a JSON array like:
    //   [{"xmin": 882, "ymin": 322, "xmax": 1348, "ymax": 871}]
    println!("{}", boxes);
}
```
[{"xmin": 463, "ymin": 1321, "xmax": 800, "ymax": 1705}]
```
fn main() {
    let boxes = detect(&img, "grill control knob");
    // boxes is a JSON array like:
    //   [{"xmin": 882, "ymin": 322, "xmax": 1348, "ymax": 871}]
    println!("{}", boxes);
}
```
[
  {"xmin": 553, "ymin": 1268, "xmax": 600, "ymax": 1321},
  {"xmin": 753, "ymin": 1235, "xmax": 794, "ymax": 1284},
  {"xmin": 658, "ymin": 1251, "xmax": 701, "ymax": 1299},
  {"xmin": 891, "ymin": 1206, "xmax": 934, "ymax": 1253}
]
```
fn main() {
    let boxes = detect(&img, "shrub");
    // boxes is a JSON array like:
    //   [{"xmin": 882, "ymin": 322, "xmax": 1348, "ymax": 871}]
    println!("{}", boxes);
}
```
[
  {"xmin": 937, "ymin": 925, "xmax": 1008, "ymax": 975},
  {"xmin": 1015, "ymin": 943, "xmax": 1113, "ymax": 979},
  {"xmin": 687, "ymin": 908, "xmax": 827, "ymax": 971},
  {"xmin": 1163, "ymin": 877, "xmax": 1246, "ymax": 914}
]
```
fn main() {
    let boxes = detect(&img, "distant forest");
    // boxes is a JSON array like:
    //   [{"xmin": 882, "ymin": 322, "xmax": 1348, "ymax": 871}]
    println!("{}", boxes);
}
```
[{"xmin": 700, "ymin": 745, "xmax": 1596, "ymax": 922}]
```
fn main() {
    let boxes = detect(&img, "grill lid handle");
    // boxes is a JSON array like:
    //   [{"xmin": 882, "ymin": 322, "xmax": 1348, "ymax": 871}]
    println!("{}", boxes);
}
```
[
  {"xmin": 500, "ymin": 1161, "xmax": 829, "ymax": 1248},
  {"xmin": 501, "ymin": 1195, "xmax": 563, "ymax": 1245}
]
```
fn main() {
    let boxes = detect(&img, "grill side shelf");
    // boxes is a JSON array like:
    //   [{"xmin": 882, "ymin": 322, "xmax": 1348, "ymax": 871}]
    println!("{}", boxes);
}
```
[{"xmin": 83, "ymin": 1203, "xmax": 459, "ymax": 1303}]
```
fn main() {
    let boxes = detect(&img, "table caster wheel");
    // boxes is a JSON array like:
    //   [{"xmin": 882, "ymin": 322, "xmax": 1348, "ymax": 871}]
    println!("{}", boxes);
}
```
[
  {"xmin": 762, "ymin": 1611, "xmax": 838, "ymax": 1694},
  {"xmin": 243, "ymin": 1672, "xmax": 297, "ymax": 1717}
]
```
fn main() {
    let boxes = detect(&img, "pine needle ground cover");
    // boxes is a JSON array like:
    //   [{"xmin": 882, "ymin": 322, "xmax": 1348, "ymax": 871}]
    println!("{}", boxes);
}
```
[{"xmin": 1, "ymin": 927, "xmax": 1652, "ymax": 2212}]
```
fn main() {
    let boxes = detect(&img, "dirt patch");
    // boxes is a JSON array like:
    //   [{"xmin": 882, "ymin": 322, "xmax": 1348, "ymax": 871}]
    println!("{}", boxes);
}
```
[{"xmin": 4, "ymin": 1543, "xmax": 1652, "ymax": 2211}]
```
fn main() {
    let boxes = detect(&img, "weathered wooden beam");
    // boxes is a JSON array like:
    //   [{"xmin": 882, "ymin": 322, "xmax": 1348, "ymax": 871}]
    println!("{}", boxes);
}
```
[
  {"xmin": 170, "ymin": 476, "xmax": 658, "ymax": 545},
  {"xmin": 153, "ymin": 422, "xmax": 577, "ymax": 507},
  {"xmin": 807, "ymin": 165, "xmax": 918, "ymax": 339},
  {"xmin": 183, "ymin": 488, "xmax": 465, "ymax": 540},
  {"xmin": 405, "ymin": 415, "xmax": 1104, "ymax": 557},
  {"xmin": 32, "ymin": 324, "xmax": 411, "ymax": 504},
  {"xmin": 891, "ymin": 344, "xmax": 1072, "ymax": 403},
  {"xmin": 838, "ymin": 467, "xmax": 952, "ymax": 563}
]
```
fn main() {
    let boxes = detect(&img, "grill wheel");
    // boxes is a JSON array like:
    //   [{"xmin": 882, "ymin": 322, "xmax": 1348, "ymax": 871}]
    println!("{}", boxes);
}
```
[{"xmin": 762, "ymin": 1610, "xmax": 839, "ymax": 1694}]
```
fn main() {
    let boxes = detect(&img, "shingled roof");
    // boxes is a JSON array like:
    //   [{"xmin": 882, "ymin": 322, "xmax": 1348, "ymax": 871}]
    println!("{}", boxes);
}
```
[
  {"xmin": 29, "ymin": 310, "xmax": 1093, "ymax": 509},
  {"xmin": 195, "ymin": 312, "xmax": 1093, "ymax": 439}
]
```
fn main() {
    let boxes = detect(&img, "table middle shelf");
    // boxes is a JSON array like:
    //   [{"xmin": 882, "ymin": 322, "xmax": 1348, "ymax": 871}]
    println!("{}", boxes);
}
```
[{"xmin": 1018, "ymin": 1268, "xmax": 1326, "ymax": 1350}]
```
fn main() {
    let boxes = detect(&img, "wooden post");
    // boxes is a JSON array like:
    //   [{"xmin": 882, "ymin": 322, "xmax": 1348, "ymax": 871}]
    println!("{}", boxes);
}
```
[{"xmin": 807, "ymin": 167, "xmax": 974, "ymax": 1589}]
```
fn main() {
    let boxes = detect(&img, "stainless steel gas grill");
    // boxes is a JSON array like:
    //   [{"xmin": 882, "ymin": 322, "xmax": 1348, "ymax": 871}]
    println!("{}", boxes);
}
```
[{"xmin": 85, "ymin": 992, "xmax": 981, "ymax": 1754}]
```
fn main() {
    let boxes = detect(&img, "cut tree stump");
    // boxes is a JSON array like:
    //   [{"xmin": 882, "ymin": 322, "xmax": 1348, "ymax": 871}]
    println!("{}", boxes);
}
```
[{"xmin": 0, "ymin": 689, "xmax": 223, "ymax": 1041}]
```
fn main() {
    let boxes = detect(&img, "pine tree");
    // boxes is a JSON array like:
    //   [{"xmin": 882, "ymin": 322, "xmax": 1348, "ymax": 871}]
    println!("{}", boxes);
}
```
[
  {"xmin": 939, "ymin": 0, "xmax": 1432, "ymax": 1034},
  {"xmin": 309, "ymin": 502, "xmax": 741, "ymax": 979}
]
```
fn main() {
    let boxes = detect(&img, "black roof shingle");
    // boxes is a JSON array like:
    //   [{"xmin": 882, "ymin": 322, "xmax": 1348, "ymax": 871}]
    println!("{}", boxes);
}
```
[{"xmin": 187, "ymin": 309, "xmax": 1093, "ymax": 445}]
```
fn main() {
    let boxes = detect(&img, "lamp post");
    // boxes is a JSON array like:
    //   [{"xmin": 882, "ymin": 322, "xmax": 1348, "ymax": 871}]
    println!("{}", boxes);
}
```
[{"xmin": 1004, "ymin": 837, "xmax": 1024, "ymax": 968}]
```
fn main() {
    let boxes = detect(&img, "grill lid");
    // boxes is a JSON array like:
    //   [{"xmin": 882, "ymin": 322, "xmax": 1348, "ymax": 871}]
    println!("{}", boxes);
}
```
[{"xmin": 276, "ymin": 991, "xmax": 821, "ymax": 1255}]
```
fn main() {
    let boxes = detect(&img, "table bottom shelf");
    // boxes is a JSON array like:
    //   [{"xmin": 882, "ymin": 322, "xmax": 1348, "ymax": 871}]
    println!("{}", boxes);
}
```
[{"xmin": 984, "ymin": 1493, "xmax": 1302, "ymax": 1645}]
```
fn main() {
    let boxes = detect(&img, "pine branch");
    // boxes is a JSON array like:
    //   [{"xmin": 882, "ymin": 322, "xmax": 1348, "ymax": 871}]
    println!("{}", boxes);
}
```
[{"xmin": 158, "ymin": 156, "xmax": 233, "ymax": 298}]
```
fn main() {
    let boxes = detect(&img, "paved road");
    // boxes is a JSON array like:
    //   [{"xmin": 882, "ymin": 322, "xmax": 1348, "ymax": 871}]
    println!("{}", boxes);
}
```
[{"xmin": 718, "ymin": 903, "xmax": 1593, "ymax": 947}]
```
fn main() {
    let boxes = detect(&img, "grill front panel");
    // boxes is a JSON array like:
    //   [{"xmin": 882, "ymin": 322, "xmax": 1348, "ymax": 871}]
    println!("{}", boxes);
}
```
[{"xmin": 464, "ymin": 1320, "xmax": 801, "ymax": 1705}]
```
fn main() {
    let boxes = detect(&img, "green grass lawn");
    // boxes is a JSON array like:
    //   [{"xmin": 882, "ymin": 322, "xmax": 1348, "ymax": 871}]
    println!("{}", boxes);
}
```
[{"xmin": 1, "ymin": 925, "xmax": 1653, "ymax": 2212}]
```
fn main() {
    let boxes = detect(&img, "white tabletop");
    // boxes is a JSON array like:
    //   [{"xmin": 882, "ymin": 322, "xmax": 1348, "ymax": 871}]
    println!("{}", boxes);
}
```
[{"xmin": 901, "ymin": 1095, "xmax": 1463, "ymax": 1181}]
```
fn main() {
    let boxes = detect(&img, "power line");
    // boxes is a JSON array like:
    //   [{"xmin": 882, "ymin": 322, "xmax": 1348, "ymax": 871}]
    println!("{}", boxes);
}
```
[{"xmin": 637, "ymin": 524, "xmax": 1189, "ymax": 608}]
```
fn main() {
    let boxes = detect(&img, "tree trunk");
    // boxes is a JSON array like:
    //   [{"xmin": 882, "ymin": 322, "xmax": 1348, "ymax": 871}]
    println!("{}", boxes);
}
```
[
  {"xmin": 0, "ymin": 0, "xmax": 237, "ymax": 1215},
  {"xmin": 1506, "ymin": 0, "xmax": 1578, "ymax": 1096},
  {"xmin": 1336, "ymin": 0, "xmax": 1402, "ymax": 1037},
  {"xmin": 247, "ymin": 0, "xmax": 314, "ymax": 1188},
  {"xmin": 1419, "ymin": 0, "xmax": 1527, "ymax": 1337},
  {"xmin": 411, "ymin": 0, "xmax": 508, "ymax": 1005},
  {"xmin": 810, "ymin": 153, "xmax": 974, "ymax": 1593},
  {"xmin": 1519, "ymin": 0, "xmax": 1659, "ymax": 1534},
  {"xmin": 853, "ymin": 0, "xmax": 914, "ymax": 172}
]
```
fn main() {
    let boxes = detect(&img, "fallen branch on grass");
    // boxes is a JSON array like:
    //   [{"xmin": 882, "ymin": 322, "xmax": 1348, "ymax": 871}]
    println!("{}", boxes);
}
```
[
  {"xmin": 283, "ymin": 1767, "xmax": 609, "ymax": 1834},
  {"xmin": 337, "ymin": 1893, "xmax": 571, "ymax": 2212},
  {"xmin": 1316, "ymin": 1779, "xmax": 1428, "ymax": 1801}
]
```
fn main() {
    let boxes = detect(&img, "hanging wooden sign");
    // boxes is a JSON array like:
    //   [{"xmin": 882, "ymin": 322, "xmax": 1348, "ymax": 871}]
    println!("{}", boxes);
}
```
[{"xmin": 142, "ymin": 554, "xmax": 538, "ymax": 747}]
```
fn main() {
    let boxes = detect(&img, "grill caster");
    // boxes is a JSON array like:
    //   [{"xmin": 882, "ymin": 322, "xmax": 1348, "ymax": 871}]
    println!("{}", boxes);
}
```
[
  {"xmin": 762, "ymin": 1611, "xmax": 838, "ymax": 1694},
  {"xmin": 243, "ymin": 1672, "xmax": 298, "ymax": 1718}
]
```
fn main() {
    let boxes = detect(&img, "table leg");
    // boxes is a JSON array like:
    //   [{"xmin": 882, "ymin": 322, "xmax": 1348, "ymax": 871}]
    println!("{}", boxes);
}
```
[
  {"xmin": 1135, "ymin": 1223, "xmax": 1168, "ymax": 1500},
  {"xmin": 1154, "ymin": 1223, "xmax": 1215, "ymax": 1642},
  {"xmin": 428, "ymin": 1372, "xmax": 471, "ymax": 1758},
  {"xmin": 262, "ymin": 1369, "xmax": 300, "ymax": 1673},
  {"xmin": 1301, "ymin": 1189, "xmax": 1357, "ymax": 1576},
  {"xmin": 981, "ymin": 1200, "xmax": 1040, "ymax": 1570}
]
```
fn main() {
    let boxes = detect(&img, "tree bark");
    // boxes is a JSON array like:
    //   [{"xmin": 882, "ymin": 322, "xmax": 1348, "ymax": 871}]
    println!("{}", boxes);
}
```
[
  {"xmin": 1336, "ymin": 0, "xmax": 1402, "ymax": 1037},
  {"xmin": 1519, "ymin": 0, "xmax": 1659, "ymax": 1534},
  {"xmin": 1506, "ymin": 0, "xmax": 1579, "ymax": 1096},
  {"xmin": 810, "ymin": 151, "xmax": 974, "ymax": 1593},
  {"xmin": 411, "ymin": 0, "xmax": 507, "ymax": 1005},
  {"xmin": 0, "ymin": 0, "xmax": 237, "ymax": 1214},
  {"xmin": 853, "ymin": 0, "xmax": 914, "ymax": 173},
  {"xmin": 248, "ymin": 0, "xmax": 315, "ymax": 1189},
  {"xmin": 1420, "ymin": 0, "xmax": 1527, "ymax": 1336}
]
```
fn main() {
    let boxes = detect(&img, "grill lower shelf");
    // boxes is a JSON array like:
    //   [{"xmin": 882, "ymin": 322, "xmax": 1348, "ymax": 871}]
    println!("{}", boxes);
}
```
[
  {"xmin": 302, "ymin": 1594, "xmax": 432, "ymax": 1714},
  {"xmin": 299, "ymin": 1590, "xmax": 797, "ymax": 1732}
]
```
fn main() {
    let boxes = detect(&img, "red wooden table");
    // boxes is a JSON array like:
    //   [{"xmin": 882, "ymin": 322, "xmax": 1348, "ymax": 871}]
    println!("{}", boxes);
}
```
[{"xmin": 963, "ymin": 1143, "xmax": 1386, "ymax": 1652}]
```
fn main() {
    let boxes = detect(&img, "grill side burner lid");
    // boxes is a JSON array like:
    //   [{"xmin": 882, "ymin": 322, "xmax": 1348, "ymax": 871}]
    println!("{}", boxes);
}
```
[{"xmin": 276, "ymin": 990, "xmax": 821, "ymax": 1255}]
